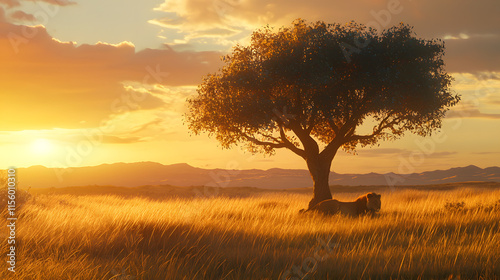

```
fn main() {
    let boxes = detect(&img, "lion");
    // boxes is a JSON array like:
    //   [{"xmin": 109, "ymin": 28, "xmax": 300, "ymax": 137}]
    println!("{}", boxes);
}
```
[{"xmin": 301, "ymin": 192, "xmax": 381, "ymax": 217}]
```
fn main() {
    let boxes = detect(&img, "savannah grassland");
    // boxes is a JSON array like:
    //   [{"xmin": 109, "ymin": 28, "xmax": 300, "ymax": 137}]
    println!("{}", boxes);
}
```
[{"xmin": 1, "ymin": 183, "xmax": 500, "ymax": 280}]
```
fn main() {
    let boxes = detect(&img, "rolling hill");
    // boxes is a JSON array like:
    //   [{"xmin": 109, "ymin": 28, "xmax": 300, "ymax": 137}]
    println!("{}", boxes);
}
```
[{"xmin": 6, "ymin": 162, "xmax": 500, "ymax": 189}]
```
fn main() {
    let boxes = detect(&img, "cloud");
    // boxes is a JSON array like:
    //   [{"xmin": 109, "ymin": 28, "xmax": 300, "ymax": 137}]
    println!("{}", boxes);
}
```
[
  {"xmin": 447, "ymin": 109, "xmax": 500, "ymax": 120},
  {"xmin": 9, "ymin": 10, "xmax": 36, "ymax": 22},
  {"xmin": 473, "ymin": 151, "xmax": 500, "ymax": 155},
  {"xmin": 1, "ymin": 0, "xmax": 75, "ymax": 8},
  {"xmin": 487, "ymin": 98, "xmax": 500, "ymax": 105},
  {"xmin": 128, "ymin": 118, "xmax": 164, "ymax": 134},
  {"xmin": 352, "ymin": 148, "xmax": 458, "ymax": 162},
  {"xmin": 0, "ymin": 97, "xmax": 185, "ymax": 146},
  {"xmin": 0, "ymin": 7, "xmax": 5, "ymax": 21},
  {"xmin": 155, "ymin": 0, "xmax": 239, "ymax": 28},
  {"xmin": 356, "ymin": 148, "xmax": 406, "ymax": 157},
  {"xmin": 36, "ymin": 0, "xmax": 76, "ymax": 6},
  {"xmin": 0, "ymin": 0, "xmax": 20, "ymax": 9},
  {"xmin": 0, "ymin": 21, "xmax": 223, "ymax": 131},
  {"xmin": 150, "ymin": 0, "xmax": 268, "ymax": 47},
  {"xmin": 0, "ymin": 127, "xmax": 145, "ymax": 147},
  {"xmin": 446, "ymin": 99, "xmax": 500, "ymax": 120},
  {"xmin": 473, "ymin": 72, "xmax": 500, "ymax": 81},
  {"xmin": 445, "ymin": 35, "xmax": 500, "ymax": 73},
  {"xmin": 340, "ymin": 147, "xmax": 457, "ymax": 161},
  {"xmin": 451, "ymin": 73, "xmax": 500, "ymax": 115},
  {"xmin": 100, "ymin": 135, "xmax": 144, "ymax": 144},
  {"xmin": 149, "ymin": 21, "xmax": 240, "ymax": 40},
  {"xmin": 154, "ymin": 0, "xmax": 500, "ymax": 71},
  {"xmin": 426, "ymin": 151, "xmax": 458, "ymax": 158}
]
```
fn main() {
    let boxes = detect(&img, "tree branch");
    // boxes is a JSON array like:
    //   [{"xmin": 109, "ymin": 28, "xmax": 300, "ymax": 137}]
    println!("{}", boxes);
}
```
[
  {"xmin": 337, "ymin": 114, "xmax": 357, "ymax": 138},
  {"xmin": 260, "ymin": 132, "xmax": 281, "ymax": 143},
  {"xmin": 273, "ymin": 111, "xmax": 318, "ymax": 157},
  {"xmin": 279, "ymin": 125, "xmax": 307, "ymax": 158},
  {"xmin": 243, "ymin": 132, "xmax": 306, "ymax": 158},
  {"xmin": 289, "ymin": 119, "xmax": 319, "ymax": 156},
  {"xmin": 348, "ymin": 111, "xmax": 400, "ymax": 142}
]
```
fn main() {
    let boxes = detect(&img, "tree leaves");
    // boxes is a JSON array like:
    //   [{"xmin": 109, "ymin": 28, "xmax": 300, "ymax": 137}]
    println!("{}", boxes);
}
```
[{"xmin": 185, "ymin": 19, "xmax": 459, "ymax": 159}]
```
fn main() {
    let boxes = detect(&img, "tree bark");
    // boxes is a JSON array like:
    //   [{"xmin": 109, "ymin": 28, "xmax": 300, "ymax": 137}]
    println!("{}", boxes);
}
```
[{"xmin": 306, "ymin": 156, "xmax": 333, "ymax": 209}]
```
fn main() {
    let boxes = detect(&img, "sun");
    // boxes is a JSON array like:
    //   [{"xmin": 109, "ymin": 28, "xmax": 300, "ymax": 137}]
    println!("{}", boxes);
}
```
[{"xmin": 31, "ymin": 138, "xmax": 53, "ymax": 155}]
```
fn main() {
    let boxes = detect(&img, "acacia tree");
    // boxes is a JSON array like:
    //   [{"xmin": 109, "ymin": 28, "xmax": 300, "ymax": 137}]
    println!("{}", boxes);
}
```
[{"xmin": 186, "ymin": 19, "xmax": 459, "ymax": 209}]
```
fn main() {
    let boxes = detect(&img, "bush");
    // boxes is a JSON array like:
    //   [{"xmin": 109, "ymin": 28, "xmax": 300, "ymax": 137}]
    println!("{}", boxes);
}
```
[
  {"xmin": 444, "ymin": 201, "xmax": 466, "ymax": 212},
  {"xmin": 444, "ymin": 200, "xmax": 500, "ymax": 214}
]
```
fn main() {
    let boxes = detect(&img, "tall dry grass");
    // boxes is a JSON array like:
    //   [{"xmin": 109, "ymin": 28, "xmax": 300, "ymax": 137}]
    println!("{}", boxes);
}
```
[{"xmin": 1, "ymin": 187, "xmax": 500, "ymax": 279}]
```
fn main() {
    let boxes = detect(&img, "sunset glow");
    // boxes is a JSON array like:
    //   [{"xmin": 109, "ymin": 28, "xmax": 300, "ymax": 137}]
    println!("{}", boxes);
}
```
[{"xmin": 31, "ymin": 139, "xmax": 53, "ymax": 155}]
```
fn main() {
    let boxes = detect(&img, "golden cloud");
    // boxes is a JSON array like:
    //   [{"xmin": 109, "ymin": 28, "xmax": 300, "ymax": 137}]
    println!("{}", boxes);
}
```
[
  {"xmin": 9, "ymin": 10, "xmax": 36, "ymax": 22},
  {"xmin": 0, "ymin": 20, "xmax": 223, "ymax": 131}
]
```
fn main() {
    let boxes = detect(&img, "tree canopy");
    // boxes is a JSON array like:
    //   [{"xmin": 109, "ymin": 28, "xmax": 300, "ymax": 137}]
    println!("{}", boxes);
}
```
[{"xmin": 186, "ymin": 19, "xmax": 459, "ymax": 207}]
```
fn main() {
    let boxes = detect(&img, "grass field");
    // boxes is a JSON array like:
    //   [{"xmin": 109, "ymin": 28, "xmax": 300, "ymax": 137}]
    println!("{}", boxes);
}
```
[{"xmin": 1, "ymin": 183, "xmax": 500, "ymax": 279}]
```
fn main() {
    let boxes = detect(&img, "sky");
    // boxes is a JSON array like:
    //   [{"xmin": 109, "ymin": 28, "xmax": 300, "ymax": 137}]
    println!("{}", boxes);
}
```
[{"xmin": 0, "ymin": 0, "xmax": 499, "ymax": 174}]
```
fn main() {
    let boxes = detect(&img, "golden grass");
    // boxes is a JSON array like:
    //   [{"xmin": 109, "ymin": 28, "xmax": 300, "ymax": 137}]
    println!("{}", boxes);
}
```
[{"xmin": 1, "ymin": 187, "xmax": 500, "ymax": 279}]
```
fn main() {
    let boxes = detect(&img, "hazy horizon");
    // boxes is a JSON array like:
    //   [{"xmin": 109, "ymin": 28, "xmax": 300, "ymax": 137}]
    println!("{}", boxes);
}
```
[
  {"xmin": 5, "ymin": 160, "xmax": 500, "ymax": 174},
  {"xmin": 4, "ymin": 162, "xmax": 498, "ymax": 190}
]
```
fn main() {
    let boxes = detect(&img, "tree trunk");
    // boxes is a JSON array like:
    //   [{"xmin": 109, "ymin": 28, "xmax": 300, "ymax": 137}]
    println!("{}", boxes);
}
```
[{"xmin": 306, "ymin": 156, "xmax": 333, "ymax": 209}]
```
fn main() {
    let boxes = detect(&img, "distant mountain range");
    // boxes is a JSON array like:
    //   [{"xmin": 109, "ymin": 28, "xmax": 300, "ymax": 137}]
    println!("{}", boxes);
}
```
[{"xmin": 7, "ymin": 162, "xmax": 500, "ymax": 189}]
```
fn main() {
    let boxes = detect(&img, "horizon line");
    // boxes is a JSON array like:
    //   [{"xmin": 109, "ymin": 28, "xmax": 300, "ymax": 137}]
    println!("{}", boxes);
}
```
[{"xmin": 2, "ymin": 161, "xmax": 498, "ymax": 176}]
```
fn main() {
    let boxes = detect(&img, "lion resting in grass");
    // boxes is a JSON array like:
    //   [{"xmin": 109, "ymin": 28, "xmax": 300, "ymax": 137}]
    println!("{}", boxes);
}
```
[{"xmin": 301, "ymin": 192, "xmax": 381, "ymax": 217}]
